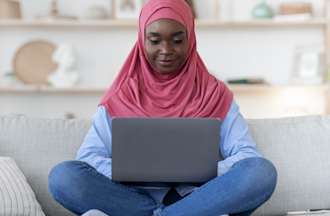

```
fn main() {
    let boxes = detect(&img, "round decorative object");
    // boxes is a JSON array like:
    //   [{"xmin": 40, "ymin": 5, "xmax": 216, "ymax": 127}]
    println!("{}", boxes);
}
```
[{"xmin": 13, "ymin": 40, "xmax": 57, "ymax": 85}]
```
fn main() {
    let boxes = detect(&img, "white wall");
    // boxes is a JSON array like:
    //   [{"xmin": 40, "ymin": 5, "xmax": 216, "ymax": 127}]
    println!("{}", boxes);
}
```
[
  {"xmin": 0, "ymin": 93, "xmax": 103, "ymax": 119},
  {"xmin": 0, "ymin": 86, "xmax": 327, "ymax": 119},
  {"xmin": 1, "ymin": 0, "xmax": 325, "ymax": 85},
  {"xmin": 0, "ymin": 26, "xmax": 324, "ymax": 86}
]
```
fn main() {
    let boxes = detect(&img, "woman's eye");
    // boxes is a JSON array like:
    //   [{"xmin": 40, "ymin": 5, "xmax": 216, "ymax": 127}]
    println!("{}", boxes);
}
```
[
  {"xmin": 149, "ymin": 39, "xmax": 160, "ymax": 45},
  {"xmin": 173, "ymin": 39, "xmax": 183, "ymax": 44}
]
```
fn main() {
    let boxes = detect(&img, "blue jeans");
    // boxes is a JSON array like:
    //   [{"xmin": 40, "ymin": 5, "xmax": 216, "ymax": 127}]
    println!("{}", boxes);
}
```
[{"xmin": 48, "ymin": 157, "xmax": 277, "ymax": 216}]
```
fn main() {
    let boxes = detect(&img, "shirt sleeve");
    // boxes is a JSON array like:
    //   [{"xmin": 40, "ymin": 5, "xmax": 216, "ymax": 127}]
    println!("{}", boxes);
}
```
[
  {"xmin": 217, "ymin": 101, "xmax": 262, "ymax": 176},
  {"xmin": 76, "ymin": 106, "xmax": 113, "ymax": 179}
]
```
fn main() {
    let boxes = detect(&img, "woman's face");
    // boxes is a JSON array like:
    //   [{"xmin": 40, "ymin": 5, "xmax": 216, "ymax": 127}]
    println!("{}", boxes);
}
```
[{"xmin": 145, "ymin": 19, "xmax": 189, "ymax": 74}]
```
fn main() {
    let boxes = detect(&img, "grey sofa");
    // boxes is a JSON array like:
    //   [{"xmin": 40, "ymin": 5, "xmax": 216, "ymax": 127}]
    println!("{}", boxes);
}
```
[{"xmin": 0, "ymin": 114, "xmax": 330, "ymax": 216}]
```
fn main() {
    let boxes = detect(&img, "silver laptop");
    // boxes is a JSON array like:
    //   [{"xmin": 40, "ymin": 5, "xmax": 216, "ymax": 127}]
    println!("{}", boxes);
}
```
[{"xmin": 112, "ymin": 118, "xmax": 222, "ymax": 186}]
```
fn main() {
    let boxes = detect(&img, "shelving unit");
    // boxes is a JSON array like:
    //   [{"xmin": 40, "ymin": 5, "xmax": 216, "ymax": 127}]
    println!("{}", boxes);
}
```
[
  {"xmin": 1, "ymin": 0, "xmax": 330, "ymax": 118},
  {"xmin": 0, "ymin": 86, "xmax": 106, "ymax": 94}
]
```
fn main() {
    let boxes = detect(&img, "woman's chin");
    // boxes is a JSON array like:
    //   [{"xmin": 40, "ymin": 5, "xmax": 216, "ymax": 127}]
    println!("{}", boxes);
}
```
[
  {"xmin": 154, "ymin": 67, "xmax": 177, "ymax": 75},
  {"xmin": 154, "ymin": 64, "xmax": 183, "ymax": 75}
]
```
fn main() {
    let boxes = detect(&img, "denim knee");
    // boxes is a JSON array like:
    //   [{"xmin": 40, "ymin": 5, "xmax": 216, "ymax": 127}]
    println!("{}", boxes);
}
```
[
  {"xmin": 244, "ymin": 157, "xmax": 278, "ymax": 197},
  {"xmin": 48, "ymin": 160, "xmax": 86, "ymax": 202}
]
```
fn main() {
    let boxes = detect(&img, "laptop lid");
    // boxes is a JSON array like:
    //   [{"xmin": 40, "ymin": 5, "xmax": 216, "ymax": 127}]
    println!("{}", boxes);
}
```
[{"xmin": 112, "ymin": 118, "xmax": 222, "ymax": 185}]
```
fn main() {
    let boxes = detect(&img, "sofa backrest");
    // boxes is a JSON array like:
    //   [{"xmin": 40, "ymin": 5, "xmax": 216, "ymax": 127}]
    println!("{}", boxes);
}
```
[
  {"xmin": 0, "ymin": 115, "xmax": 91, "ymax": 216},
  {"xmin": 249, "ymin": 116, "xmax": 330, "ymax": 215},
  {"xmin": 0, "ymin": 114, "xmax": 330, "ymax": 215}
]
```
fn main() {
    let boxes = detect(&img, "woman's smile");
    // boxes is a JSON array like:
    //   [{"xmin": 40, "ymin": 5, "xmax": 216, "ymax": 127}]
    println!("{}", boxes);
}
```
[{"xmin": 157, "ymin": 59, "xmax": 176, "ymax": 67}]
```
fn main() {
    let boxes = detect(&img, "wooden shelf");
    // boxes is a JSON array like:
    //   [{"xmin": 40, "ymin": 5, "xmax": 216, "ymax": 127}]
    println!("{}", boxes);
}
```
[
  {"xmin": 0, "ymin": 86, "xmax": 106, "ymax": 94},
  {"xmin": 0, "ymin": 84, "xmax": 328, "ymax": 94},
  {"xmin": 0, "ymin": 19, "xmax": 138, "ymax": 28},
  {"xmin": 0, "ymin": 19, "xmax": 326, "ymax": 28},
  {"xmin": 228, "ymin": 84, "xmax": 330, "ymax": 93},
  {"xmin": 197, "ymin": 19, "xmax": 326, "ymax": 28}
]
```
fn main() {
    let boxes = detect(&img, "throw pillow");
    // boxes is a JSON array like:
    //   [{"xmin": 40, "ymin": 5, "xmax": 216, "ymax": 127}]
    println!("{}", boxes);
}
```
[{"xmin": 0, "ymin": 157, "xmax": 45, "ymax": 216}]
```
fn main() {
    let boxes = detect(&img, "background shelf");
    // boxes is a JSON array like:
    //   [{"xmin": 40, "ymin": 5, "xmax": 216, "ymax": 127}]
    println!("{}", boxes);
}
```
[
  {"xmin": 0, "ymin": 84, "xmax": 328, "ymax": 94},
  {"xmin": 0, "ymin": 19, "xmax": 326, "ymax": 28}
]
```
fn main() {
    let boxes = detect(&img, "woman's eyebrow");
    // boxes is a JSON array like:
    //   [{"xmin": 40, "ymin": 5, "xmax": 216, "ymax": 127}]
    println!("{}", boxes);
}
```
[
  {"xmin": 147, "ymin": 31, "xmax": 185, "ymax": 37},
  {"xmin": 172, "ymin": 31, "xmax": 185, "ymax": 37},
  {"xmin": 147, "ymin": 32, "xmax": 161, "ymax": 37}
]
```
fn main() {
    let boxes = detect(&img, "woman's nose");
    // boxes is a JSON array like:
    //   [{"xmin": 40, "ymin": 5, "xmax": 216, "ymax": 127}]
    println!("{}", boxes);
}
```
[{"xmin": 160, "ymin": 42, "xmax": 173, "ymax": 54}]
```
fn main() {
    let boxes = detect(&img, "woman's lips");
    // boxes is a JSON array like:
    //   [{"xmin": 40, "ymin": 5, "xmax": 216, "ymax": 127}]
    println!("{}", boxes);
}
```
[{"xmin": 158, "ymin": 59, "xmax": 175, "ymax": 67}]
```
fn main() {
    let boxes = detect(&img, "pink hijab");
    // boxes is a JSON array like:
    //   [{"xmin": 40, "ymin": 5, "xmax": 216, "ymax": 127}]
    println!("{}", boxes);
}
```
[{"xmin": 100, "ymin": 0, "xmax": 233, "ymax": 120}]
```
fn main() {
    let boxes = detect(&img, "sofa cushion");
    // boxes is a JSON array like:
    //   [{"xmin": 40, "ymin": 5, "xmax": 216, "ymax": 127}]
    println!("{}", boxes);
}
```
[
  {"xmin": 0, "ymin": 114, "xmax": 91, "ymax": 216},
  {"xmin": 0, "ymin": 157, "xmax": 45, "ymax": 216},
  {"xmin": 249, "ymin": 116, "xmax": 330, "ymax": 215}
]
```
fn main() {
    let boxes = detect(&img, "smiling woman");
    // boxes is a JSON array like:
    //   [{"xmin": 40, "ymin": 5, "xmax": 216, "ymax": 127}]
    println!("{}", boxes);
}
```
[
  {"xmin": 145, "ymin": 19, "xmax": 189, "ymax": 74},
  {"xmin": 48, "ymin": 1, "xmax": 277, "ymax": 216}
]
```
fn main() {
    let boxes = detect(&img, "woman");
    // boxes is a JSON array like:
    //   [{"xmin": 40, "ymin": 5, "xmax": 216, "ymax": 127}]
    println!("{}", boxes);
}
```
[{"xmin": 48, "ymin": 0, "xmax": 277, "ymax": 216}]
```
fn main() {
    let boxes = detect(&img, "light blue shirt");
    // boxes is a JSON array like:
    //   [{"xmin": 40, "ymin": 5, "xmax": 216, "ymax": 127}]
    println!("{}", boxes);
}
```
[{"xmin": 76, "ymin": 101, "xmax": 261, "ymax": 203}]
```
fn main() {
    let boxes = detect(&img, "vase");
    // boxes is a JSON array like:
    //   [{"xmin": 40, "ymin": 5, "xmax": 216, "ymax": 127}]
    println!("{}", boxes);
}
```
[{"xmin": 251, "ymin": 0, "xmax": 274, "ymax": 19}]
